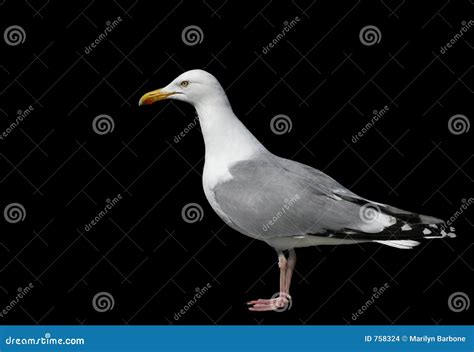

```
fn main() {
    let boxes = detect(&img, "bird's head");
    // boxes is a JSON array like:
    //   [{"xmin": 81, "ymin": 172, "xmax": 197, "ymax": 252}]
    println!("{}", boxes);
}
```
[{"xmin": 138, "ymin": 69, "xmax": 228, "ymax": 107}]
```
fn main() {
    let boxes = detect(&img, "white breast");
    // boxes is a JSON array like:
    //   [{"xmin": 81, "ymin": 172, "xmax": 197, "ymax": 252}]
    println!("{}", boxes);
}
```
[{"xmin": 202, "ymin": 158, "xmax": 235, "ymax": 224}]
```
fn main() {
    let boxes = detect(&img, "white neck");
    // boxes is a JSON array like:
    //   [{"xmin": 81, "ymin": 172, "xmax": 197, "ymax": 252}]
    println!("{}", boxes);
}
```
[{"xmin": 194, "ymin": 98, "xmax": 267, "ymax": 187}]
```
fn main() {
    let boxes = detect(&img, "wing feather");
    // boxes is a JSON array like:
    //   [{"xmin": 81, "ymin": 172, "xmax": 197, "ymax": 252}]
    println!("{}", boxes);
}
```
[{"xmin": 213, "ymin": 155, "xmax": 451, "ymax": 242}]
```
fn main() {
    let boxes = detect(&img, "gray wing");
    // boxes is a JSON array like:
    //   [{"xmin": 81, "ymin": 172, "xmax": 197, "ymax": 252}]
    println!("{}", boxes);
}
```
[
  {"xmin": 213, "ymin": 155, "xmax": 443, "ymax": 241},
  {"xmin": 213, "ymin": 155, "xmax": 368, "ymax": 239}
]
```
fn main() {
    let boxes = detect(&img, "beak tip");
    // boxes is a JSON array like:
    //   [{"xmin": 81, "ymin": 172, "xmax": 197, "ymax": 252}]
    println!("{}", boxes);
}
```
[
  {"xmin": 138, "ymin": 97, "xmax": 150, "ymax": 107},
  {"xmin": 138, "ymin": 88, "xmax": 174, "ymax": 107}
]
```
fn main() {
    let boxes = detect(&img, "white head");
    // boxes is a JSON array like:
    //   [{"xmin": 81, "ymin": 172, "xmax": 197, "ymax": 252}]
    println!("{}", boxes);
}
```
[{"xmin": 138, "ymin": 69, "xmax": 229, "ymax": 107}]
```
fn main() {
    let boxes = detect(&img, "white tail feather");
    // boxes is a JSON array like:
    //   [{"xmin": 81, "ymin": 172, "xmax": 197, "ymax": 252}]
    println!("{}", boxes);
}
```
[{"xmin": 375, "ymin": 240, "xmax": 420, "ymax": 249}]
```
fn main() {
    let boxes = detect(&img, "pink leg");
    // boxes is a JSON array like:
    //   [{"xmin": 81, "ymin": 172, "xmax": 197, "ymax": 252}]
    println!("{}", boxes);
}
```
[
  {"xmin": 285, "ymin": 249, "xmax": 296, "ymax": 293},
  {"xmin": 248, "ymin": 249, "xmax": 296, "ymax": 312}
]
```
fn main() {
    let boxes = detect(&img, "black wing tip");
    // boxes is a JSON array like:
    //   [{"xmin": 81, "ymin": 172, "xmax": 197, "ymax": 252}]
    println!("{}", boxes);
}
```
[{"xmin": 322, "ymin": 222, "xmax": 456, "ymax": 241}]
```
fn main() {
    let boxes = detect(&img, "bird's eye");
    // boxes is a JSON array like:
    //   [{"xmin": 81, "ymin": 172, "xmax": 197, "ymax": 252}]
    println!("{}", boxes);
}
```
[{"xmin": 180, "ymin": 80, "xmax": 189, "ymax": 87}]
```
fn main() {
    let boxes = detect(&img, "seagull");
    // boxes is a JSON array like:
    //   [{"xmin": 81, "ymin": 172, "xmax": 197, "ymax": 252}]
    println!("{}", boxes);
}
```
[{"xmin": 139, "ymin": 69, "xmax": 455, "ymax": 312}]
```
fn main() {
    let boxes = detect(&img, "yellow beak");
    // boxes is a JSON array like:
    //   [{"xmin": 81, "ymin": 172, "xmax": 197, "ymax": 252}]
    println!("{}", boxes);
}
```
[{"xmin": 138, "ymin": 89, "xmax": 177, "ymax": 106}]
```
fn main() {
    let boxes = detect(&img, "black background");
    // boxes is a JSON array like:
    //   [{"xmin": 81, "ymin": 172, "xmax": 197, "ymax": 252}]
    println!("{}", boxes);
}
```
[{"xmin": 0, "ymin": 0, "xmax": 472, "ymax": 325}]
